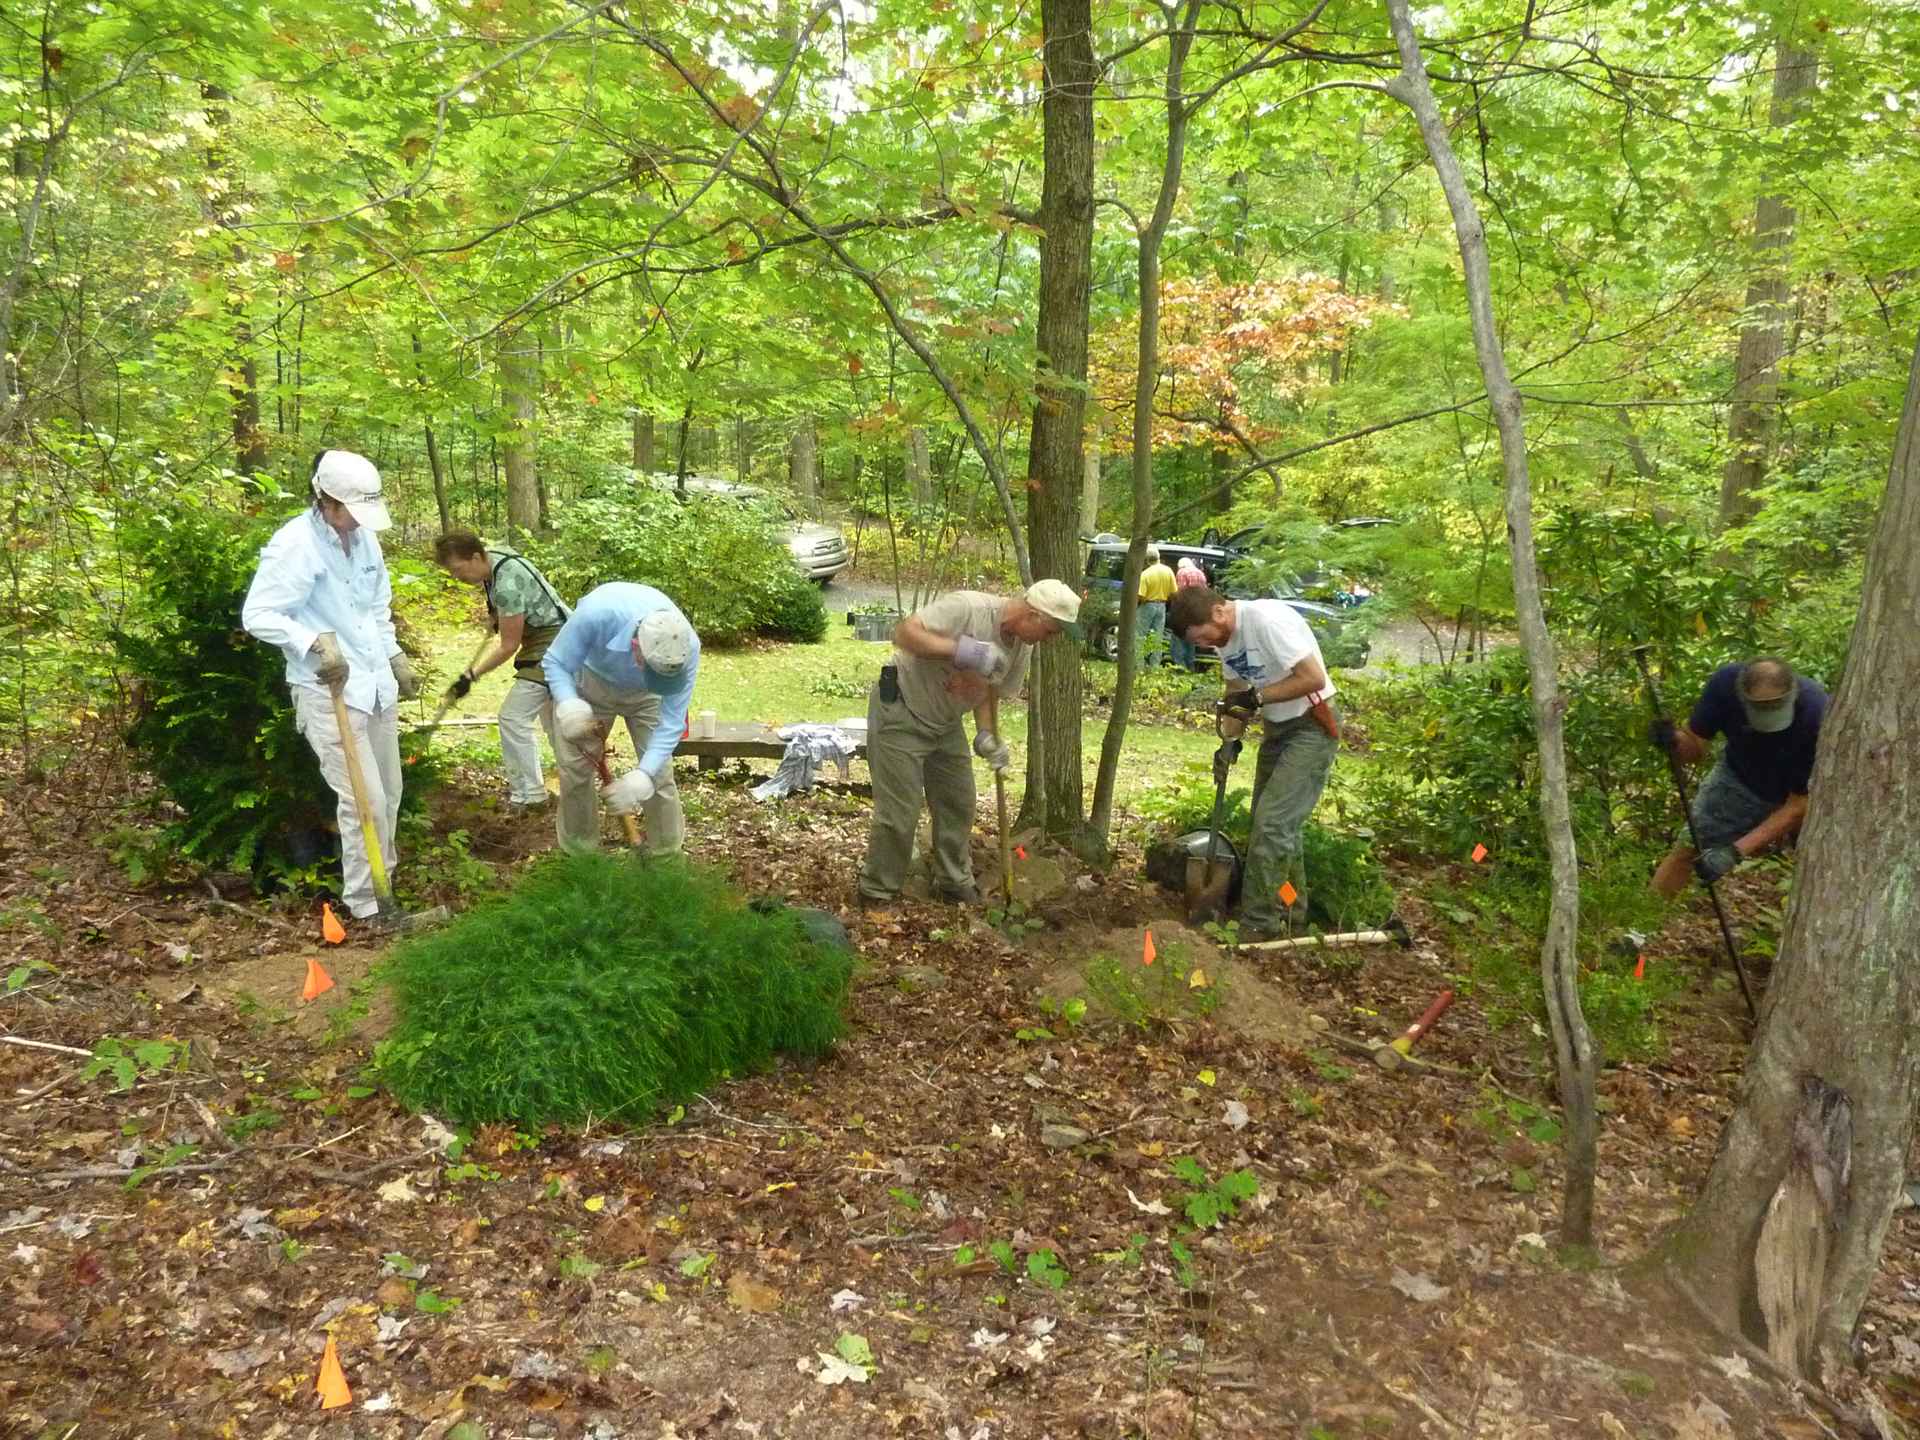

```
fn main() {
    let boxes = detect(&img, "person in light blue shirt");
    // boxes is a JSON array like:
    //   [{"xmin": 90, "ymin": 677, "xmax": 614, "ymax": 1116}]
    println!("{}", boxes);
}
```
[
  {"xmin": 242, "ymin": 451, "xmax": 419, "ymax": 923},
  {"xmin": 542, "ymin": 582, "xmax": 699, "ymax": 853}
]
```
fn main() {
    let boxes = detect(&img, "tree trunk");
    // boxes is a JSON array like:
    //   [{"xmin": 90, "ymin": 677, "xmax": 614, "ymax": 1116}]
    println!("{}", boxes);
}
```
[
  {"xmin": 791, "ymin": 420, "xmax": 818, "ymax": 504},
  {"xmin": 1718, "ymin": 43, "xmax": 1818, "ymax": 531},
  {"xmin": 1664, "ymin": 329, "xmax": 1920, "ymax": 1377},
  {"xmin": 1088, "ymin": 0, "xmax": 1201, "ymax": 851},
  {"xmin": 1018, "ymin": 0, "xmax": 1097, "ymax": 845},
  {"xmin": 1079, "ymin": 419, "xmax": 1102, "ymax": 545},
  {"xmin": 412, "ymin": 333, "xmax": 451, "ymax": 533},
  {"xmin": 735, "ymin": 414, "xmax": 751, "ymax": 482},
  {"xmin": 1385, "ymin": 0, "xmax": 1599, "ymax": 1246},
  {"xmin": 202, "ymin": 86, "xmax": 268, "ymax": 476},
  {"xmin": 632, "ymin": 411, "xmax": 654, "ymax": 473},
  {"xmin": 500, "ymin": 335, "xmax": 540, "ymax": 538},
  {"xmin": 907, "ymin": 427, "xmax": 933, "ymax": 507}
]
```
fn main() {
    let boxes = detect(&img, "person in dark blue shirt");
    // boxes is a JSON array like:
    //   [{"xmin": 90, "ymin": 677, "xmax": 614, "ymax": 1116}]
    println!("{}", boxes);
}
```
[{"xmin": 1649, "ymin": 657, "xmax": 1828, "ymax": 897}]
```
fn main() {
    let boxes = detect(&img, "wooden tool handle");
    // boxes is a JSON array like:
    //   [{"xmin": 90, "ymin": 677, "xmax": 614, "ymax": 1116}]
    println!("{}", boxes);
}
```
[{"xmin": 329, "ymin": 685, "xmax": 393, "ymax": 903}]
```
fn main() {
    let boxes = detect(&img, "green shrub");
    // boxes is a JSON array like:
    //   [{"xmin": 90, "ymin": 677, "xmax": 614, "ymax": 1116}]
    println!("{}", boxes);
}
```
[
  {"xmin": 373, "ymin": 852, "xmax": 855, "ymax": 1126},
  {"xmin": 527, "ymin": 492, "xmax": 824, "ymax": 646},
  {"xmin": 111, "ymin": 501, "xmax": 442, "ymax": 883},
  {"xmin": 1085, "ymin": 941, "xmax": 1222, "ymax": 1029}
]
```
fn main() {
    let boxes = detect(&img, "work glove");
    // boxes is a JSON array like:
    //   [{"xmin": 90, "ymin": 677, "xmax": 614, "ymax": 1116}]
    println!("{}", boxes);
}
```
[
  {"xmin": 389, "ymin": 653, "xmax": 419, "ymax": 701},
  {"xmin": 604, "ymin": 768, "xmax": 655, "ymax": 813},
  {"xmin": 972, "ymin": 729, "xmax": 1011, "ymax": 773},
  {"xmin": 445, "ymin": 670, "xmax": 475, "ymax": 703},
  {"xmin": 952, "ymin": 635, "xmax": 1012, "ymax": 684},
  {"xmin": 1221, "ymin": 690, "xmax": 1260, "ymax": 716},
  {"xmin": 1646, "ymin": 717, "xmax": 1676, "ymax": 751},
  {"xmin": 1694, "ymin": 844, "xmax": 1739, "ymax": 884},
  {"xmin": 555, "ymin": 698, "xmax": 601, "ymax": 744},
  {"xmin": 1213, "ymin": 738, "xmax": 1243, "ymax": 786},
  {"xmin": 310, "ymin": 632, "xmax": 348, "ymax": 692}
]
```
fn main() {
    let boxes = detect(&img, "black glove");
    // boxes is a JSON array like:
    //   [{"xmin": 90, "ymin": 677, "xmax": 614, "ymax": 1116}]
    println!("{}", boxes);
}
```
[
  {"xmin": 1212, "ymin": 738, "xmax": 1243, "ymax": 784},
  {"xmin": 447, "ymin": 670, "xmax": 475, "ymax": 702},
  {"xmin": 1694, "ymin": 844, "xmax": 1739, "ymax": 884},
  {"xmin": 1221, "ymin": 690, "xmax": 1260, "ymax": 717},
  {"xmin": 1646, "ymin": 717, "xmax": 1675, "ymax": 751}
]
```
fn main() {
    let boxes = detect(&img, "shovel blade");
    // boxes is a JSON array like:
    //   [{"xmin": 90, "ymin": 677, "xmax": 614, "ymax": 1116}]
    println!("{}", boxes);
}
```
[{"xmin": 1183, "ymin": 856, "xmax": 1234, "ymax": 924}]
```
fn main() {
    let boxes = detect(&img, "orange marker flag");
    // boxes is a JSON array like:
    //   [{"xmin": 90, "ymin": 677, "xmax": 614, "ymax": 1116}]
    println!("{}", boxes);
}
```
[
  {"xmin": 1634, "ymin": 953, "xmax": 1647, "ymax": 981},
  {"xmin": 1015, "ymin": 845, "xmax": 1027, "ymax": 861},
  {"xmin": 1278, "ymin": 881, "xmax": 1298, "ymax": 908},
  {"xmin": 1470, "ymin": 843, "xmax": 1489, "ymax": 864},
  {"xmin": 303, "ymin": 957, "xmax": 336, "ymax": 1003},
  {"xmin": 316, "ymin": 1333, "xmax": 352, "ymax": 1409},
  {"xmin": 1142, "ymin": 930, "xmax": 1157, "ymax": 967},
  {"xmin": 320, "ymin": 903, "xmax": 346, "ymax": 945}
]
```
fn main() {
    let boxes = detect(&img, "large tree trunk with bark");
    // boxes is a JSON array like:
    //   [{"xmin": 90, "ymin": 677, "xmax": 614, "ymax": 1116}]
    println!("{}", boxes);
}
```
[
  {"xmin": 1663, "ymin": 330, "xmax": 1920, "ymax": 1378},
  {"xmin": 1384, "ymin": 0, "xmax": 1599, "ymax": 1245},
  {"xmin": 500, "ymin": 335, "xmax": 541, "ymax": 538},
  {"xmin": 1019, "ymin": 0, "xmax": 1097, "ymax": 844},
  {"xmin": 1718, "ymin": 42, "xmax": 1818, "ymax": 531}
]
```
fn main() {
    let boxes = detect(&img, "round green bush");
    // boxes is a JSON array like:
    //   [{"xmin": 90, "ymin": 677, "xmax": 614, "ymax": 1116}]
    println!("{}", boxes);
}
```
[{"xmin": 373, "ymin": 851, "xmax": 855, "ymax": 1126}]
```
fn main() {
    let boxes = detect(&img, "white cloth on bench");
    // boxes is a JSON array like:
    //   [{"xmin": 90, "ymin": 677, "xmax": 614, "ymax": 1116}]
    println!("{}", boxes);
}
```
[{"xmin": 751, "ymin": 723, "xmax": 864, "ymax": 802}]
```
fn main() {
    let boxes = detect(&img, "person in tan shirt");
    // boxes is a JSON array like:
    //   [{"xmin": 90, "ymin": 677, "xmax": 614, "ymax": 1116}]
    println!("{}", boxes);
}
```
[{"xmin": 857, "ymin": 580, "xmax": 1081, "ymax": 908}]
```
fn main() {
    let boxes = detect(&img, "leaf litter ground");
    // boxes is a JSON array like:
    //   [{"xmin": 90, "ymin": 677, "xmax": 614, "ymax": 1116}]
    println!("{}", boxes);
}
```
[{"xmin": 4, "ymin": 738, "xmax": 1919, "ymax": 1439}]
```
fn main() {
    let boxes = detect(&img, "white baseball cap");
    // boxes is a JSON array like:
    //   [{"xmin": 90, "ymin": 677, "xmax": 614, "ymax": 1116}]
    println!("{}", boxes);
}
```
[
  {"xmin": 633, "ymin": 608, "xmax": 695, "ymax": 676},
  {"xmin": 312, "ymin": 450, "xmax": 393, "ymax": 531},
  {"xmin": 1024, "ymin": 578, "xmax": 1082, "ymax": 628}
]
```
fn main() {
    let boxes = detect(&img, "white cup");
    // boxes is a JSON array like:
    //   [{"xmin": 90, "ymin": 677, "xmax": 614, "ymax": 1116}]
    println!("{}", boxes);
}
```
[{"xmin": 698, "ymin": 709, "xmax": 717, "ymax": 739}]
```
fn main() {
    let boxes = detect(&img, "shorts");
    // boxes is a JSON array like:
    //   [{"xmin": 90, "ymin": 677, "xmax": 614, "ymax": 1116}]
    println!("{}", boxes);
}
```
[{"xmin": 1690, "ymin": 761, "xmax": 1775, "ymax": 850}]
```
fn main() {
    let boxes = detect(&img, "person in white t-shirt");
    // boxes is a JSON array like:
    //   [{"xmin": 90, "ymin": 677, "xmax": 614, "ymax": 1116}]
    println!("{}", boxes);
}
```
[{"xmin": 1168, "ymin": 585, "xmax": 1340, "ymax": 941}]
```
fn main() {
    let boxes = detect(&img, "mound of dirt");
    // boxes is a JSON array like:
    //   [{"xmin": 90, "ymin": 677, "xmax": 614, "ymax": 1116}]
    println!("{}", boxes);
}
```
[
  {"xmin": 198, "ymin": 944, "xmax": 396, "ymax": 1044},
  {"xmin": 1026, "ymin": 920, "xmax": 1315, "ymax": 1049}
]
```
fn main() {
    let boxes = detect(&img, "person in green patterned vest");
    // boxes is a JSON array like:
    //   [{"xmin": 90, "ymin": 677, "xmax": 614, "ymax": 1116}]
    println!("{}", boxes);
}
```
[{"xmin": 433, "ymin": 531, "xmax": 572, "ymax": 810}]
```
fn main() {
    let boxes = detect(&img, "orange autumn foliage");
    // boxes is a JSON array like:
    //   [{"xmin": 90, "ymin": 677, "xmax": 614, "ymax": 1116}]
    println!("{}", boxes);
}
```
[{"xmin": 1089, "ymin": 275, "xmax": 1395, "ymax": 452}]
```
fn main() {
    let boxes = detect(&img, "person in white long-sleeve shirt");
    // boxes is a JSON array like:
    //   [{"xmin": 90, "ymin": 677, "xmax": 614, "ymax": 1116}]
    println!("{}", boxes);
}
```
[{"xmin": 242, "ymin": 451, "xmax": 420, "ymax": 924}]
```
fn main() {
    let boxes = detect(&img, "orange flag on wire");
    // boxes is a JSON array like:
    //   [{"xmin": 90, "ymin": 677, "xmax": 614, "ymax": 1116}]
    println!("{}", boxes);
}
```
[
  {"xmin": 303, "ymin": 957, "xmax": 336, "ymax": 1003},
  {"xmin": 1142, "ymin": 930, "xmax": 1157, "ymax": 967},
  {"xmin": 1470, "ymin": 843, "xmax": 1489, "ymax": 864},
  {"xmin": 1278, "ymin": 881, "xmax": 1298, "ymax": 908},
  {"xmin": 321, "ymin": 903, "xmax": 346, "ymax": 945},
  {"xmin": 1634, "ymin": 953, "xmax": 1647, "ymax": 982},
  {"xmin": 316, "ymin": 1334, "xmax": 351, "ymax": 1409}
]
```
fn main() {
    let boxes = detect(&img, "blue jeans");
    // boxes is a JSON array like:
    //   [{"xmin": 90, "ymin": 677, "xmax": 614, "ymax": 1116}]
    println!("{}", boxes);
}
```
[{"xmin": 1138, "ymin": 601, "xmax": 1167, "ymax": 669}]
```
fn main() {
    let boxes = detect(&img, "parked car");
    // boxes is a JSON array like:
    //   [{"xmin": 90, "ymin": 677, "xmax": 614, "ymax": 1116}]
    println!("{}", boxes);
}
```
[
  {"xmin": 1079, "ymin": 537, "xmax": 1371, "ymax": 669},
  {"xmin": 641, "ymin": 474, "xmax": 851, "ymax": 582}
]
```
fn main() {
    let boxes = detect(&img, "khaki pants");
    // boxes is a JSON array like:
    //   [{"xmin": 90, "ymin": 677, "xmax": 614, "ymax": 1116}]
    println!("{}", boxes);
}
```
[
  {"xmin": 858, "ymin": 682, "xmax": 975, "ymax": 901},
  {"xmin": 497, "ymin": 675, "xmax": 553, "ymax": 805},
  {"xmin": 1242, "ymin": 709, "xmax": 1338, "ymax": 931},
  {"xmin": 551, "ymin": 669, "xmax": 684, "ymax": 855},
  {"xmin": 293, "ymin": 685, "xmax": 401, "ymax": 919}
]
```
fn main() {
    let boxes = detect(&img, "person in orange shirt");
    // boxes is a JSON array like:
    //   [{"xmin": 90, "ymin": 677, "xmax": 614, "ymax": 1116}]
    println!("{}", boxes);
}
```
[{"xmin": 1137, "ymin": 547, "xmax": 1178, "ymax": 669}]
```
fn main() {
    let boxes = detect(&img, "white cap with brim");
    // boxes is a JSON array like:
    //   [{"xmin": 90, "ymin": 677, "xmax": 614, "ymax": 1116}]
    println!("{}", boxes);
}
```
[
  {"xmin": 312, "ymin": 450, "xmax": 393, "ymax": 532},
  {"xmin": 633, "ymin": 608, "xmax": 694, "ymax": 676},
  {"xmin": 1742, "ymin": 695, "xmax": 1797, "ymax": 733},
  {"xmin": 1024, "ymin": 577, "xmax": 1082, "ymax": 632}
]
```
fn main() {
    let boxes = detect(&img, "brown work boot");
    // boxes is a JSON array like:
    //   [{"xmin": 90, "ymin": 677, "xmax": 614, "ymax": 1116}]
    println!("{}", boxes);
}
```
[{"xmin": 854, "ymin": 891, "xmax": 897, "ymax": 915}]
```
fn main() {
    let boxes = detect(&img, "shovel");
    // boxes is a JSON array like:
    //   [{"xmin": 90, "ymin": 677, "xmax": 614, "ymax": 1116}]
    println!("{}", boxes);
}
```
[
  {"xmin": 328, "ymin": 683, "xmax": 449, "ymax": 932},
  {"xmin": 420, "ymin": 635, "xmax": 494, "ymax": 741},
  {"xmin": 1184, "ymin": 697, "xmax": 1251, "ymax": 923},
  {"xmin": 593, "ymin": 736, "xmax": 645, "ymax": 849},
  {"xmin": 987, "ymin": 691, "xmax": 1014, "ymax": 905}
]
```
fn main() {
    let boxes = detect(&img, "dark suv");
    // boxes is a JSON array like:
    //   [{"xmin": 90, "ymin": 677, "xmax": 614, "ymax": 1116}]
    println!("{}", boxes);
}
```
[{"xmin": 1079, "ymin": 536, "xmax": 1371, "ymax": 669}]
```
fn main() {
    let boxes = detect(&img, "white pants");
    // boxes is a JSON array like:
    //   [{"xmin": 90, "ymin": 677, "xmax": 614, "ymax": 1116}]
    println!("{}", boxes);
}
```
[
  {"xmin": 498, "ymin": 676, "xmax": 553, "ymax": 804},
  {"xmin": 552, "ymin": 669, "xmax": 684, "ymax": 855},
  {"xmin": 293, "ymin": 685, "xmax": 401, "ymax": 919}
]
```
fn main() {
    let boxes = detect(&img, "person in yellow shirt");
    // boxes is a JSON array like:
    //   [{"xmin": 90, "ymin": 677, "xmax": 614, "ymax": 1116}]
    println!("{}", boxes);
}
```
[{"xmin": 1138, "ymin": 547, "xmax": 1178, "ymax": 669}]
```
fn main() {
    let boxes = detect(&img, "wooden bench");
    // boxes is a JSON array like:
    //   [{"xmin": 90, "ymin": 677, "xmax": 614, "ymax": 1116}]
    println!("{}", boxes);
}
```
[{"xmin": 674, "ymin": 722, "xmax": 867, "ymax": 772}]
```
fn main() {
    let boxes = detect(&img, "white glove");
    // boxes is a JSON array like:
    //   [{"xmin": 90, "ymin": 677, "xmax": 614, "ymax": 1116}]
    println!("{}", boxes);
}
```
[
  {"xmin": 555, "ymin": 698, "xmax": 601, "ymax": 744},
  {"xmin": 310, "ymin": 632, "xmax": 348, "ymax": 691},
  {"xmin": 973, "ymin": 729, "xmax": 1011, "ymax": 772},
  {"xmin": 953, "ymin": 635, "xmax": 1012, "ymax": 684},
  {"xmin": 605, "ymin": 768, "xmax": 655, "ymax": 813},
  {"xmin": 389, "ymin": 653, "xmax": 419, "ymax": 701}
]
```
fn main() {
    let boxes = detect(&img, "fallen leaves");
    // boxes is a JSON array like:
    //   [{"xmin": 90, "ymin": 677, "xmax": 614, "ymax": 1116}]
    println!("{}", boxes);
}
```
[
  {"xmin": 1389, "ymin": 1267, "xmax": 1450, "ymax": 1303},
  {"xmin": 725, "ymin": 1272, "xmax": 781, "ymax": 1313}
]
